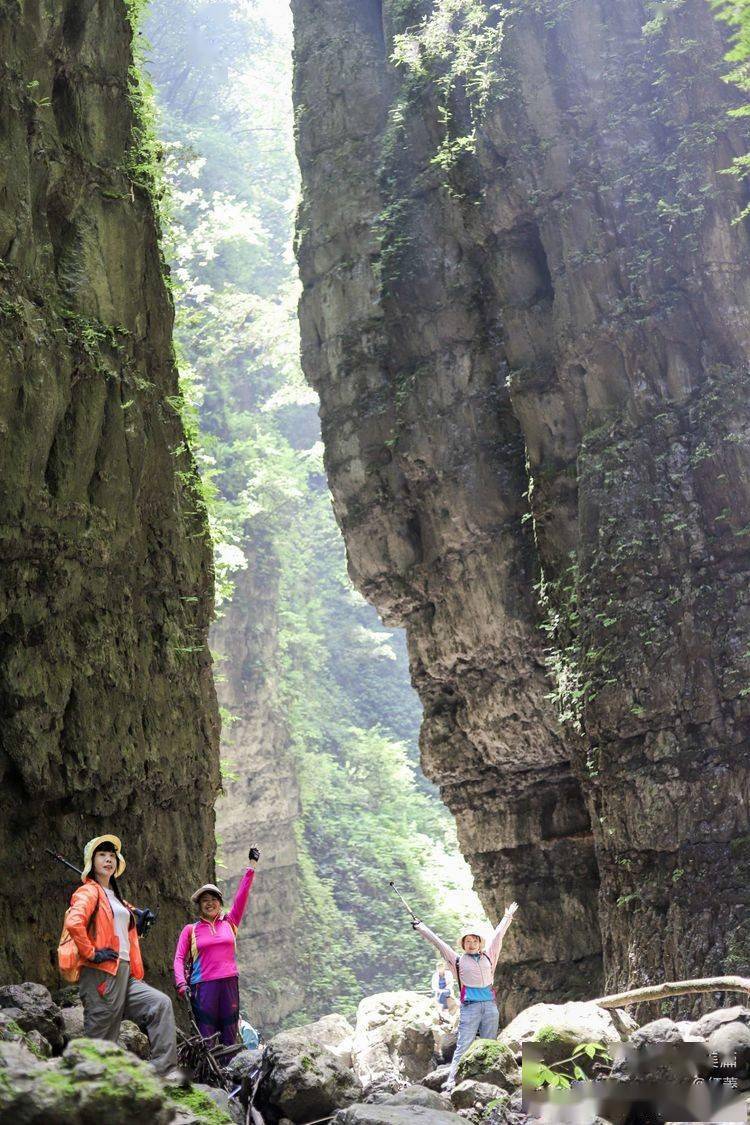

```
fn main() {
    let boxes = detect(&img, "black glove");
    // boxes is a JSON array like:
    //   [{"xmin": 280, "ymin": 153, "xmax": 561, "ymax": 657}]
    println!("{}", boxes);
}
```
[
  {"xmin": 92, "ymin": 947, "xmax": 118, "ymax": 963},
  {"xmin": 410, "ymin": 919, "xmax": 422, "ymax": 929},
  {"xmin": 248, "ymin": 847, "xmax": 260, "ymax": 863},
  {"xmin": 134, "ymin": 907, "xmax": 157, "ymax": 937}
]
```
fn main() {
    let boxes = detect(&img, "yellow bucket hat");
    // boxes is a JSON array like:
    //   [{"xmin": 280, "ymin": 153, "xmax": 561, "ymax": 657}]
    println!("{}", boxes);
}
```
[{"xmin": 81, "ymin": 835, "xmax": 126, "ymax": 881}]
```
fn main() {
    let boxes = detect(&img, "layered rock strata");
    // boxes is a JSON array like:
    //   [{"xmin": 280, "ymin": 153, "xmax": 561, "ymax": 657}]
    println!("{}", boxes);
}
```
[
  {"xmin": 292, "ymin": 0, "xmax": 750, "ymax": 1016},
  {"xmin": 0, "ymin": 0, "xmax": 219, "ymax": 988},
  {"xmin": 213, "ymin": 549, "xmax": 305, "ymax": 1028}
]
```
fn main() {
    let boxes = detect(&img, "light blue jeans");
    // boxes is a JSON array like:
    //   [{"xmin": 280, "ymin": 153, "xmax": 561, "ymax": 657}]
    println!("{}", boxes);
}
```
[{"xmin": 447, "ymin": 999, "xmax": 500, "ymax": 1088}]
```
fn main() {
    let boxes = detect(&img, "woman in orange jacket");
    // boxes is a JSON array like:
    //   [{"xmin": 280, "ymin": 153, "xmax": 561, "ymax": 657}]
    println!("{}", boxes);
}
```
[{"xmin": 66, "ymin": 834, "xmax": 180, "ymax": 1077}]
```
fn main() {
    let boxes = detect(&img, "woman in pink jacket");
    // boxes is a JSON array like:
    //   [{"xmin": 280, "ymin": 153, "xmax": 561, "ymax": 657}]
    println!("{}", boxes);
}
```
[{"xmin": 173, "ymin": 847, "xmax": 259, "ymax": 1046}]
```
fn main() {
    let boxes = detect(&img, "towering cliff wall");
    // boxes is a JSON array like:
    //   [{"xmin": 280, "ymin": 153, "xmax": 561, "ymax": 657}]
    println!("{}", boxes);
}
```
[
  {"xmin": 292, "ymin": 0, "xmax": 750, "ymax": 1017},
  {"xmin": 0, "ymin": 0, "xmax": 220, "ymax": 988},
  {"xmin": 213, "ymin": 545, "xmax": 306, "ymax": 1028}
]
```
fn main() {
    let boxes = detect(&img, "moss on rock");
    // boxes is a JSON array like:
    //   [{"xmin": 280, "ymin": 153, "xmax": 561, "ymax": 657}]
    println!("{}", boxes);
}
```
[
  {"xmin": 455, "ymin": 1038, "xmax": 521, "ymax": 1089},
  {"xmin": 165, "ymin": 1084, "xmax": 234, "ymax": 1123}
]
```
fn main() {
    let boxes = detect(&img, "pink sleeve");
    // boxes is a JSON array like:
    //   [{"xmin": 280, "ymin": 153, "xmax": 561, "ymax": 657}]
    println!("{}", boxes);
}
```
[
  {"xmin": 226, "ymin": 867, "xmax": 255, "ymax": 928},
  {"xmin": 173, "ymin": 925, "xmax": 191, "ymax": 988},
  {"xmin": 415, "ymin": 922, "xmax": 460, "ymax": 968},
  {"xmin": 487, "ymin": 912, "xmax": 514, "ymax": 967}
]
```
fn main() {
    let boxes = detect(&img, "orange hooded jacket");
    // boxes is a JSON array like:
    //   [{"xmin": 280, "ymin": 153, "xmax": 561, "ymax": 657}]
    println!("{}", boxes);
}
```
[{"xmin": 66, "ymin": 878, "xmax": 144, "ymax": 980}]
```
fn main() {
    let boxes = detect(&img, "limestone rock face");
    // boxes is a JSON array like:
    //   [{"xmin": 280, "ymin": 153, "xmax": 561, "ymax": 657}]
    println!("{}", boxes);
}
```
[
  {"xmin": 0, "ymin": 0, "xmax": 220, "ymax": 988},
  {"xmin": 213, "ymin": 555, "xmax": 304, "ymax": 1028},
  {"xmin": 291, "ymin": 0, "xmax": 750, "ymax": 1015}
]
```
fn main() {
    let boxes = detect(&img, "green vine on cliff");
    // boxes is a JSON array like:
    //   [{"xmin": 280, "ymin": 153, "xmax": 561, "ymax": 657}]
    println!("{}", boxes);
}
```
[
  {"xmin": 392, "ymin": 0, "xmax": 508, "ymax": 176},
  {"xmin": 536, "ymin": 560, "xmax": 585, "ymax": 735},
  {"xmin": 711, "ymin": 0, "xmax": 750, "ymax": 218}
]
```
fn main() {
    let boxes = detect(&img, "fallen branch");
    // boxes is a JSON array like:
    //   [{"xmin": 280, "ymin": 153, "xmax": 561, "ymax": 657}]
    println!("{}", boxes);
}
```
[{"xmin": 594, "ymin": 976, "xmax": 750, "ymax": 1009}]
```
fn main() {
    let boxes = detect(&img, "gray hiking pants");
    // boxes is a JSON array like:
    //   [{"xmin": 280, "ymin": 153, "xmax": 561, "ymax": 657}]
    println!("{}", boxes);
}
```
[{"xmin": 78, "ymin": 960, "xmax": 178, "ymax": 1075}]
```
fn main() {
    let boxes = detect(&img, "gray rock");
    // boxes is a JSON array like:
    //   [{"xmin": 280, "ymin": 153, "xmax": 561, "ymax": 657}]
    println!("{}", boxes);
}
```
[
  {"xmin": 450, "ymin": 1080, "xmax": 508, "ymax": 1110},
  {"xmin": 421, "ymin": 1063, "xmax": 451, "ymax": 1091},
  {"xmin": 609, "ymin": 1017, "xmax": 712, "ymax": 1087},
  {"xmin": 61, "ymin": 1004, "xmax": 85, "ymax": 1042},
  {"xmin": 334, "ymin": 1106, "xmax": 461, "ymax": 1123},
  {"xmin": 499, "ymin": 1002, "xmax": 637, "ymax": 1060},
  {"xmin": 694, "ymin": 1005, "xmax": 750, "ymax": 1039},
  {"xmin": 629, "ymin": 1018, "xmax": 684, "ymax": 1048},
  {"xmin": 352, "ymin": 991, "xmax": 448, "ymax": 1091},
  {"xmin": 706, "ymin": 1020, "xmax": 750, "ymax": 1077},
  {"xmin": 24, "ymin": 1028, "xmax": 52, "ymax": 1058},
  {"xmin": 0, "ymin": 981, "xmax": 65, "ymax": 1052},
  {"xmin": 379, "ymin": 1084, "xmax": 452, "ymax": 1110},
  {"xmin": 53, "ymin": 986, "xmax": 82, "ymax": 1010},
  {"xmin": 118, "ymin": 1017, "xmax": 150, "ymax": 1059},
  {"xmin": 193, "ymin": 1081, "xmax": 231, "ymax": 1112},
  {"xmin": 226, "ymin": 1046, "xmax": 263, "ymax": 1082},
  {"xmin": 455, "ymin": 1039, "xmax": 521, "ymax": 1090},
  {"xmin": 257, "ymin": 1025, "xmax": 362, "ymax": 1122},
  {"xmin": 0, "ymin": 1035, "xmax": 175, "ymax": 1122}
]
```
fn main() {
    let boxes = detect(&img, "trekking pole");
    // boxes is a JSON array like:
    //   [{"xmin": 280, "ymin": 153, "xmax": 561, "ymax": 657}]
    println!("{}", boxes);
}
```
[
  {"xmin": 45, "ymin": 848, "xmax": 82, "ymax": 876},
  {"xmin": 388, "ymin": 880, "xmax": 419, "ymax": 922}
]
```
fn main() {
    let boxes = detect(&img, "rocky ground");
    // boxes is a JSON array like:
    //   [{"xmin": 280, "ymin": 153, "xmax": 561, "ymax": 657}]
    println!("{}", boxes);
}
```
[{"xmin": 4, "ymin": 980, "xmax": 750, "ymax": 1124}]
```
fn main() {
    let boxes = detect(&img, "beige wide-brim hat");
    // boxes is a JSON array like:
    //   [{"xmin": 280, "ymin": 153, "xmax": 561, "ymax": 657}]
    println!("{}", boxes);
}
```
[
  {"xmin": 458, "ymin": 925, "xmax": 487, "ymax": 951},
  {"xmin": 191, "ymin": 883, "xmax": 224, "ymax": 905},
  {"xmin": 81, "ymin": 835, "xmax": 126, "ymax": 881}
]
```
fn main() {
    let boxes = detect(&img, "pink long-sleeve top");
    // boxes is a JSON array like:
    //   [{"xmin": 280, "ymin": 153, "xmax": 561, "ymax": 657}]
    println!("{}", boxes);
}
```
[
  {"xmin": 415, "ymin": 914, "xmax": 514, "ymax": 1002},
  {"xmin": 173, "ymin": 868, "xmax": 255, "ymax": 988}
]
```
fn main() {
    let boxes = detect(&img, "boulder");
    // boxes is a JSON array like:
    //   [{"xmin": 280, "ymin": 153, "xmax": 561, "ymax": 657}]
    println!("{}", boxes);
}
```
[
  {"xmin": 61, "ymin": 1004, "xmax": 85, "ymax": 1042},
  {"xmin": 377, "ymin": 1084, "xmax": 452, "ymax": 1110},
  {"xmin": 693, "ymin": 1004, "xmax": 750, "ymax": 1037},
  {"xmin": 0, "ymin": 981, "xmax": 65, "ymax": 1052},
  {"xmin": 0, "ymin": 1008, "xmax": 52, "ymax": 1059},
  {"xmin": 455, "ymin": 1040, "xmax": 520, "ymax": 1090},
  {"xmin": 165, "ymin": 1081, "xmax": 235, "ymax": 1123},
  {"xmin": 226, "ymin": 1046, "xmax": 263, "ymax": 1085},
  {"xmin": 706, "ymin": 1019, "xmax": 750, "ymax": 1077},
  {"xmin": 0, "ymin": 1035, "xmax": 176, "ymax": 1123},
  {"xmin": 302, "ymin": 1012, "xmax": 355, "ymax": 1068},
  {"xmin": 610, "ymin": 1016, "xmax": 713, "ymax": 1084},
  {"xmin": 351, "ymin": 991, "xmax": 448, "ymax": 1090},
  {"xmin": 257, "ymin": 1023, "xmax": 363, "ymax": 1123},
  {"xmin": 53, "ymin": 986, "xmax": 82, "ymax": 1010},
  {"xmin": 421, "ymin": 1063, "xmax": 451, "ymax": 1091},
  {"xmin": 334, "ymin": 1106, "xmax": 461, "ymax": 1123},
  {"xmin": 450, "ymin": 1080, "xmax": 508, "ymax": 1111},
  {"xmin": 499, "ymin": 1001, "xmax": 636, "ymax": 1061},
  {"xmin": 118, "ymin": 1018, "xmax": 150, "ymax": 1059},
  {"xmin": 484, "ymin": 1088, "xmax": 548, "ymax": 1125}
]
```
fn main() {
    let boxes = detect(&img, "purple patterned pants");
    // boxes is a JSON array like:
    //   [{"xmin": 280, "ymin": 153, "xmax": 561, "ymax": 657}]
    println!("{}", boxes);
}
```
[{"xmin": 191, "ymin": 976, "xmax": 240, "ymax": 1046}]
